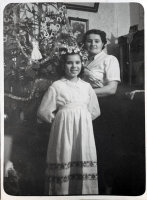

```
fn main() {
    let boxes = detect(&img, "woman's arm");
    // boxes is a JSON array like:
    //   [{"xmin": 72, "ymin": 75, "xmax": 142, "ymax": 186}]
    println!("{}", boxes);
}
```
[
  {"xmin": 94, "ymin": 81, "xmax": 118, "ymax": 97},
  {"xmin": 88, "ymin": 85, "xmax": 101, "ymax": 120}
]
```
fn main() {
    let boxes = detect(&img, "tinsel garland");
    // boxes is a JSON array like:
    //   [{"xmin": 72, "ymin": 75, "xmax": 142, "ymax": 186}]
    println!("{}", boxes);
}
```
[
  {"xmin": 16, "ymin": 35, "xmax": 53, "ymax": 65},
  {"xmin": 16, "ymin": 35, "xmax": 30, "ymax": 60},
  {"xmin": 4, "ymin": 79, "xmax": 50, "ymax": 101},
  {"xmin": 4, "ymin": 3, "xmax": 88, "ymax": 103},
  {"xmin": 14, "ymin": 3, "xmax": 66, "ymax": 65}
]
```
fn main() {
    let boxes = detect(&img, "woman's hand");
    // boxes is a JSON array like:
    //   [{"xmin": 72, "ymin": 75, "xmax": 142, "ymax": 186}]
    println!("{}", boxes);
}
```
[
  {"xmin": 84, "ymin": 68, "xmax": 103, "ymax": 88},
  {"xmin": 94, "ymin": 81, "xmax": 118, "ymax": 97},
  {"xmin": 83, "ymin": 68, "xmax": 92, "ymax": 77}
]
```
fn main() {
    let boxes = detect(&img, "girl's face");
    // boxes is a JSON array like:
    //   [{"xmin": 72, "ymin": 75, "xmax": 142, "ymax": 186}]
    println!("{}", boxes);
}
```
[
  {"xmin": 85, "ymin": 34, "xmax": 104, "ymax": 56},
  {"xmin": 64, "ymin": 54, "xmax": 82, "ymax": 79}
]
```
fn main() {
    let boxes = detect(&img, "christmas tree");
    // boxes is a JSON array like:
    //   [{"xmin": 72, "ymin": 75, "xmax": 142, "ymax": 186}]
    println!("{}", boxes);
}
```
[
  {"xmin": 4, "ymin": 3, "xmax": 86, "ymax": 100},
  {"xmin": 4, "ymin": 3, "xmax": 88, "ymax": 121}
]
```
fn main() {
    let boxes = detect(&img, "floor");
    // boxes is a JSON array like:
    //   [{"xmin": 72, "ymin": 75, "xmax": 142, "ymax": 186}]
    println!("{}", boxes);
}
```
[{"xmin": 4, "ymin": 84, "xmax": 145, "ymax": 196}]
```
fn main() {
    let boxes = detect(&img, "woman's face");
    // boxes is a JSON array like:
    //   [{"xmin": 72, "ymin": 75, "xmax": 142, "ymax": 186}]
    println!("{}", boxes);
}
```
[
  {"xmin": 85, "ymin": 34, "xmax": 104, "ymax": 56},
  {"xmin": 64, "ymin": 54, "xmax": 82, "ymax": 79}
]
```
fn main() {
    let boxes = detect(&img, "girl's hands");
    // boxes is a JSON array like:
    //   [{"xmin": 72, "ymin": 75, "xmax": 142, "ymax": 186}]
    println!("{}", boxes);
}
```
[{"xmin": 48, "ymin": 113, "xmax": 55, "ymax": 123}]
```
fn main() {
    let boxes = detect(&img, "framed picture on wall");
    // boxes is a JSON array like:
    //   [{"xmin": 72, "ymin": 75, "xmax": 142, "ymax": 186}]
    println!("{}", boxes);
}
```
[
  {"xmin": 65, "ymin": 2, "xmax": 99, "ymax": 12},
  {"xmin": 69, "ymin": 17, "xmax": 89, "ymax": 45}
]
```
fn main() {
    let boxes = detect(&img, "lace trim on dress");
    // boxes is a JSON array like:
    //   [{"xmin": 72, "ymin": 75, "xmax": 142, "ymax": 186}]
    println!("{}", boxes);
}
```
[
  {"xmin": 48, "ymin": 161, "xmax": 97, "ymax": 169},
  {"xmin": 48, "ymin": 173, "xmax": 98, "ymax": 183}
]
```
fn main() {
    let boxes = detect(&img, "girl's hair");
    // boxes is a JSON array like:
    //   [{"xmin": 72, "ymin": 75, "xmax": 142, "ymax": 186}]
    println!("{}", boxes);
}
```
[
  {"xmin": 57, "ymin": 51, "xmax": 84, "ymax": 78},
  {"xmin": 82, "ymin": 29, "xmax": 107, "ymax": 49}
]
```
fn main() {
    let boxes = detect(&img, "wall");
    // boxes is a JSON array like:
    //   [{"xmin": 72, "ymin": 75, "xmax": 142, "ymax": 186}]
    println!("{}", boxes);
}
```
[
  {"xmin": 130, "ymin": 2, "xmax": 144, "ymax": 30},
  {"xmin": 67, "ymin": 2, "xmax": 144, "ymax": 39},
  {"xmin": 67, "ymin": 3, "xmax": 129, "ymax": 39}
]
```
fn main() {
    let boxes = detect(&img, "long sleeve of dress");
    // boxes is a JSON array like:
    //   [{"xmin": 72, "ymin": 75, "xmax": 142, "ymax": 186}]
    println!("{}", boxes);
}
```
[
  {"xmin": 88, "ymin": 85, "xmax": 101, "ymax": 120},
  {"xmin": 37, "ymin": 86, "xmax": 57, "ymax": 123}
]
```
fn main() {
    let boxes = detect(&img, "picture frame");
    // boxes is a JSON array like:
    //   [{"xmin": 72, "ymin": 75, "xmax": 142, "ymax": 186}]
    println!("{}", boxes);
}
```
[
  {"xmin": 68, "ymin": 17, "xmax": 89, "ymax": 45},
  {"xmin": 65, "ymin": 2, "xmax": 99, "ymax": 12}
]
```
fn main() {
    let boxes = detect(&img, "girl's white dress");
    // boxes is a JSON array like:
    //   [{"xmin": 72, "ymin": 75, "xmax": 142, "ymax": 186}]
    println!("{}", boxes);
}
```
[{"xmin": 38, "ymin": 78, "xmax": 100, "ymax": 195}]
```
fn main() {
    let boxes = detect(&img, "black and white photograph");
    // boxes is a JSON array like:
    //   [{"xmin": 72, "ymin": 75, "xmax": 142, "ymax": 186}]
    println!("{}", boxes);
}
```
[
  {"xmin": 69, "ymin": 17, "xmax": 89, "ymax": 45},
  {"xmin": 1, "ymin": 1, "xmax": 146, "ymax": 200}
]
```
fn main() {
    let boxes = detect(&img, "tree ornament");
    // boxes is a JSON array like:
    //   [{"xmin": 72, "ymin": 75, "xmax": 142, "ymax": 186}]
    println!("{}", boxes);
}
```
[{"xmin": 30, "ymin": 38, "xmax": 42, "ymax": 61}]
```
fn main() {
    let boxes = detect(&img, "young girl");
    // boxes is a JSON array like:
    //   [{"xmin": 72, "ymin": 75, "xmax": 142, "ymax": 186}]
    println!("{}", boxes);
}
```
[{"xmin": 37, "ymin": 49, "xmax": 101, "ymax": 195}]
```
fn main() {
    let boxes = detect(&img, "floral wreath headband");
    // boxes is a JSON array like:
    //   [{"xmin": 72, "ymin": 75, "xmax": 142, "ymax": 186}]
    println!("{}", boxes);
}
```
[
  {"xmin": 59, "ymin": 44, "xmax": 89, "ymax": 63},
  {"xmin": 60, "ymin": 46, "xmax": 82, "ymax": 55}
]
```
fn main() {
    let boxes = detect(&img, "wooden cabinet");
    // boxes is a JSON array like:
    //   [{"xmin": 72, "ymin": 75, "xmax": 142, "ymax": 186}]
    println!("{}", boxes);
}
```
[{"xmin": 118, "ymin": 30, "xmax": 144, "ymax": 89}]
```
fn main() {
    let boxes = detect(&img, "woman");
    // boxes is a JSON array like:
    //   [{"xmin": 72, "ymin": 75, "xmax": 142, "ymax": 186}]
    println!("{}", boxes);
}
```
[
  {"xmin": 83, "ymin": 29, "xmax": 120, "ymax": 97},
  {"xmin": 82, "ymin": 29, "xmax": 121, "ymax": 194}
]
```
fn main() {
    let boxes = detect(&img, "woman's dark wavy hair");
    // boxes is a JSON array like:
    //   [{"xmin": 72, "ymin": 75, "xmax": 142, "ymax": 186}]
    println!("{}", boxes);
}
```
[
  {"xmin": 57, "ymin": 50, "xmax": 84, "ymax": 78},
  {"xmin": 82, "ymin": 29, "xmax": 107, "ymax": 49}
]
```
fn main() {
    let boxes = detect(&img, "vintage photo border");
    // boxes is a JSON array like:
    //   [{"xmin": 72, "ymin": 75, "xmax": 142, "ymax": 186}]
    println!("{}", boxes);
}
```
[{"xmin": 0, "ymin": 0, "xmax": 147, "ymax": 200}]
